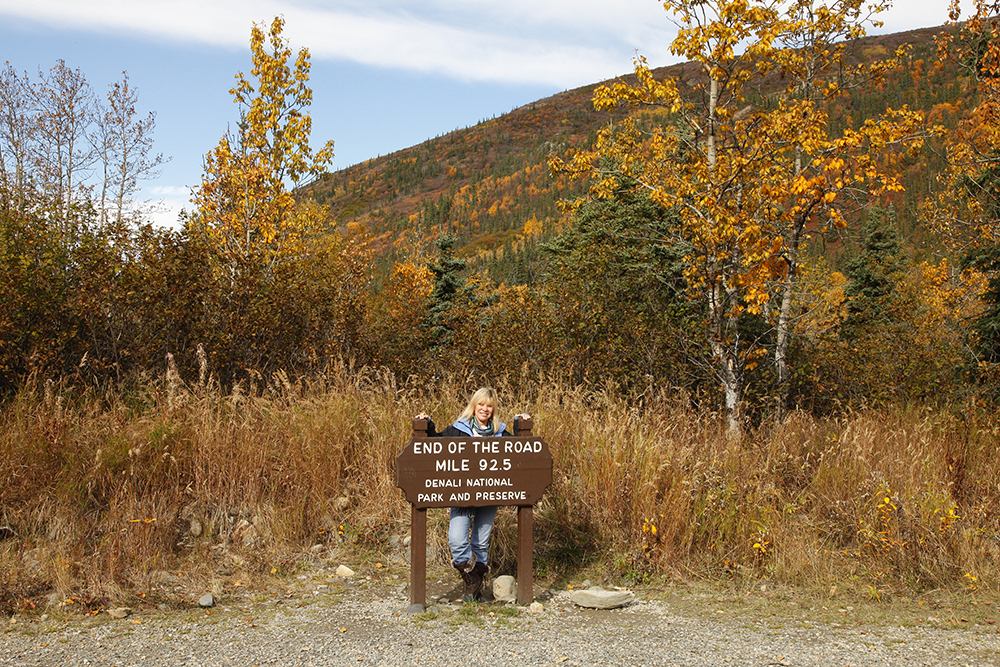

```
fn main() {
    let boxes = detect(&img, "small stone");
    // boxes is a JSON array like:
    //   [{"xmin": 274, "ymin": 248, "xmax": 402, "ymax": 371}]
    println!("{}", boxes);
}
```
[
  {"xmin": 492, "ymin": 575, "xmax": 516, "ymax": 602},
  {"xmin": 39, "ymin": 613, "xmax": 48, "ymax": 622},
  {"xmin": 107, "ymin": 607, "xmax": 132, "ymax": 619},
  {"xmin": 333, "ymin": 496, "xmax": 350, "ymax": 512},
  {"xmin": 198, "ymin": 593, "xmax": 215, "ymax": 608},
  {"xmin": 570, "ymin": 588, "xmax": 634, "ymax": 610},
  {"xmin": 189, "ymin": 518, "xmax": 203, "ymax": 538},
  {"xmin": 310, "ymin": 543, "xmax": 324, "ymax": 554},
  {"xmin": 335, "ymin": 564, "xmax": 355, "ymax": 578},
  {"xmin": 528, "ymin": 602, "xmax": 544, "ymax": 614},
  {"xmin": 402, "ymin": 535, "xmax": 411, "ymax": 547},
  {"xmin": 580, "ymin": 579, "xmax": 592, "ymax": 588}
]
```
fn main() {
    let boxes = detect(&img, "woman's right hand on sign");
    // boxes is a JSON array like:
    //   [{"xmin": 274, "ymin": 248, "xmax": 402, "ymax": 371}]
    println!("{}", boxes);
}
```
[{"xmin": 414, "ymin": 412, "xmax": 430, "ymax": 420}]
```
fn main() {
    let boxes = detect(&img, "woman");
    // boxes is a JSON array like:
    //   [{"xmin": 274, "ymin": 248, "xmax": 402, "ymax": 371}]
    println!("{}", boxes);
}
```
[{"xmin": 417, "ymin": 387, "xmax": 529, "ymax": 602}]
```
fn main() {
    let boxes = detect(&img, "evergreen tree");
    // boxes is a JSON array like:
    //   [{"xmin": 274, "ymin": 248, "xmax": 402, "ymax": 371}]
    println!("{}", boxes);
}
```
[
  {"xmin": 541, "ymin": 188, "xmax": 701, "ymax": 385},
  {"xmin": 425, "ymin": 234, "xmax": 468, "ymax": 350},
  {"xmin": 960, "ymin": 155, "xmax": 1000, "ymax": 365},
  {"xmin": 968, "ymin": 245, "xmax": 1000, "ymax": 363},
  {"xmin": 842, "ymin": 207, "xmax": 905, "ymax": 339}
]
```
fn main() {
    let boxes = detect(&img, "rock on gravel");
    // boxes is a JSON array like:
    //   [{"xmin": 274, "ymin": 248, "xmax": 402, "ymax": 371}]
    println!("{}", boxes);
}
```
[
  {"xmin": 336, "ymin": 564, "xmax": 356, "ymax": 578},
  {"xmin": 570, "ymin": 587, "xmax": 634, "ymax": 609},
  {"xmin": 493, "ymin": 575, "xmax": 516, "ymax": 602},
  {"xmin": 528, "ymin": 601, "xmax": 544, "ymax": 614},
  {"xmin": 197, "ymin": 593, "xmax": 215, "ymax": 608}
]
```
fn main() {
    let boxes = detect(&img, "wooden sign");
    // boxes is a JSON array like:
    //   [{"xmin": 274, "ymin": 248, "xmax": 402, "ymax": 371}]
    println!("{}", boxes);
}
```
[
  {"xmin": 396, "ymin": 416, "xmax": 551, "ymax": 611},
  {"xmin": 396, "ymin": 433, "xmax": 552, "ymax": 508}
]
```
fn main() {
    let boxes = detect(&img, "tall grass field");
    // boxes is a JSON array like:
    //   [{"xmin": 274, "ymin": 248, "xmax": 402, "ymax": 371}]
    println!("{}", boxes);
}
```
[{"xmin": 1, "ymin": 366, "xmax": 997, "ymax": 611}]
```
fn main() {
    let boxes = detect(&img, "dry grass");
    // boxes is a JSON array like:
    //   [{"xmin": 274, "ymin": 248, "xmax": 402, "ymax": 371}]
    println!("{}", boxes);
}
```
[{"xmin": 1, "ymin": 369, "xmax": 997, "ymax": 611}]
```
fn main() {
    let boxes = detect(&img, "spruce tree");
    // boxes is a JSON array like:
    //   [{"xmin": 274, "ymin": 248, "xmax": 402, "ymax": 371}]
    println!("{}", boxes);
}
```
[
  {"xmin": 842, "ymin": 207, "xmax": 905, "ymax": 339},
  {"xmin": 969, "ymin": 245, "xmax": 1000, "ymax": 363},
  {"xmin": 425, "ymin": 234, "xmax": 467, "ymax": 350}
]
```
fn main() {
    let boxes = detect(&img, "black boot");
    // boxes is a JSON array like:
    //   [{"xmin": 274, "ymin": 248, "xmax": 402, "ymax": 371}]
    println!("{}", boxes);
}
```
[
  {"xmin": 453, "ymin": 560, "xmax": 476, "ymax": 602},
  {"xmin": 468, "ymin": 561, "xmax": 489, "ymax": 601}
]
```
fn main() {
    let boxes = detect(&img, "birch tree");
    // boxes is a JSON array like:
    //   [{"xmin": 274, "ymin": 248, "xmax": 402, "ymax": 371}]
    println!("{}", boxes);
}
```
[
  {"xmin": 554, "ymin": 0, "xmax": 924, "ymax": 433},
  {"xmin": 31, "ymin": 60, "xmax": 96, "ymax": 222},
  {"xmin": 0, "ymin": 63, "xmax": 35, "ymax": 214},
  {"xmin": 94, "ymin": 72, "xmax": 164, "ymax": 224},
  {"xmin": 190, "ymin": 16, "xmax": 334, "ymax": 279}
]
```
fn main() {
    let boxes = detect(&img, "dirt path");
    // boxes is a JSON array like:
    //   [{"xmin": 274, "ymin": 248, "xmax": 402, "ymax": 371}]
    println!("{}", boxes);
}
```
[{"xmin": 4, "ymin": 572, "xmax": 998, "ymax": 667}]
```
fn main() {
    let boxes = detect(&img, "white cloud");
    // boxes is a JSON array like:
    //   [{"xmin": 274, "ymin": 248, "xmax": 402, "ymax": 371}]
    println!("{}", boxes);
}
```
[
  {"xmin": 879, "ymin": 1, "xmax": 951, "ymax": 33},
  {"xmin": 147, "ymin": 184, "xmax": 192, "ymax": 199},
  {"xmin": 0, "ymin": 1, "xmax": 955, "ymax": 87},
  {"xmin": 138, "ymin": 185, "xmax": 190, "ymax": 229},
  {"xmin": 0, "ymin": 0, "xmax": 660, "ymax": 87}
]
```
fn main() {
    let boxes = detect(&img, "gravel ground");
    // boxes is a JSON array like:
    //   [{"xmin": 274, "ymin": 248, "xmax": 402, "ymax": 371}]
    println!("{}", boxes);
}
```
[{"xmin": 4, "ymin": 579, "xmax": 998, "ymax": 667}]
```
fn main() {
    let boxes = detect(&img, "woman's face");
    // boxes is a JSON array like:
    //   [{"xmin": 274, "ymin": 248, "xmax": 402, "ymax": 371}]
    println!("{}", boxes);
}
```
[{"xmin": 474, "ymin": 401, "xmax": 494, "ymax": 425}]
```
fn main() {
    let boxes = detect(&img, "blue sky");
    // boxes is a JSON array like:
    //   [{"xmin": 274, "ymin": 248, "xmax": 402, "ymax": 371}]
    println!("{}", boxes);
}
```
[{"xmin": 0, "ymin": 0, "xmax": 948, "ymax": 226}]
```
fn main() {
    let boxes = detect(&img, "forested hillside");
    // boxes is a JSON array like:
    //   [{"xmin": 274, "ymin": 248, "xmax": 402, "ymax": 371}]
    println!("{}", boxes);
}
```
[{"xmin": 307, "ymin": 25, "xmax": 957, "ymax": 283}]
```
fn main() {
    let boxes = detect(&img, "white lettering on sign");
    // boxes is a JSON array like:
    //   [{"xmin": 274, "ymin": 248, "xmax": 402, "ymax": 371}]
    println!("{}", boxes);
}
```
[
  {"xmin": 412, "ymin": 441, "xmax": 442, "ymax": 454},
  {"xmin": 435, "ymin": 459, "xmax": 469, "ymax": 471},
  {"xmin": 425, "ymin": 478, "xmax": 461, "ymax": 488},
  {"xmin": 474, "ymin": 490, "xmax": 527, "ymax": 502},
  {"xmin": 474, "ymin": 440, "xmax": 500, "ymax": 453},
  {"xmin": 478, "ymin": 458, "xmax": 512, "ymax": 472},
  {"xmin": 503, "ymin": 440, "xmax": 543, "ymax": 454},
  {"xmin": 398, "ymin": 435, "xmax": 551, "ymax": 508},
  {"xmin": 466, "ymin": 477, "xmax": 513, "ymax": 488}
]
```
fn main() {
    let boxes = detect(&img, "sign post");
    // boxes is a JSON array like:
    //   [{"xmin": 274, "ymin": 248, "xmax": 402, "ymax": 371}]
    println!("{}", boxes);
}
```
[{"xmin": 396, "ymin": 416, "xmax": 552, "ymax": 612}]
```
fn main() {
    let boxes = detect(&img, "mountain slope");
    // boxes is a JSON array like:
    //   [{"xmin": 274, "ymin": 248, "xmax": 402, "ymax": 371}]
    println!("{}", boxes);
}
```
[{"xmin": 305, "ymin": 24, "xmax": 959, "ymax": 281}]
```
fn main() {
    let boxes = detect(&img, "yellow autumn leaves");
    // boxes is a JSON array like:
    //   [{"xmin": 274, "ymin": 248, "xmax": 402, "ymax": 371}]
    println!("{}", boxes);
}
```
[
  {"xmin": 191, "ymin": 17, "xmax": 335, "ymax": 273},
  {"xmin": 552, "ymin": 0, "xmax": 930, "ymax": 432}
]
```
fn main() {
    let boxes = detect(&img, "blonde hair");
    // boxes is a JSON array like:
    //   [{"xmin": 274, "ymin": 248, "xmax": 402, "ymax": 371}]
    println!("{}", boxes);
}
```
[{"xmin": 458, "ymin": 387, "xmax": 499, "ymax": 423}]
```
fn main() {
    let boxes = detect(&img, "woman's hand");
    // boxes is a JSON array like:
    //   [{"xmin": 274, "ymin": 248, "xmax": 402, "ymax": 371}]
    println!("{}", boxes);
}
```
[
  {"xmin": 514, "ymin": 412, "xmax": 532, "ymax": 420},
  {"xmin": 414, "ymin": 412, "xmax": 431, "ymax": 420}
]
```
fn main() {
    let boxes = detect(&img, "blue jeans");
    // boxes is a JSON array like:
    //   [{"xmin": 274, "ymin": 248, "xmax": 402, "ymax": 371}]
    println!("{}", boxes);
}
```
[{"xmin": 448, "ymin": 506, "xmax": 498, "ymax": 566}]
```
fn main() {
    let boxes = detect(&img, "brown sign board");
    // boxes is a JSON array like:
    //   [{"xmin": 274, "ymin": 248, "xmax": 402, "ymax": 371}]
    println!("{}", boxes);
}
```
[
  {"xmin": 399, "ymin": 416, "xmax": 547, "ymax": 611},
  {"xmin": 396, "ymin": 435, "xmax": 552, "ymax": 508}
]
